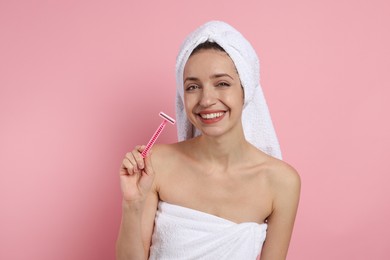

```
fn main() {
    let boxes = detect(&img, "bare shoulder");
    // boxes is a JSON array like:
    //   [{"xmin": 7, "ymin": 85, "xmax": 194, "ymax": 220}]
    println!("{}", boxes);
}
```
[
  {"xmin": 148, "ymin": 142, "xmax": 189, "ymax": 199},
  {"xmin": 148, "ymin": 142, "xmax": 187, "ymax": 177},
  {"xmin": 257, "ymin": 154, "xmax": 301, "ymax": 198},
  {"xmin": 149, "ymin": 142, "xmax": 182, "ymax": 164},
  {"xmin": 268, "ymin": 158, "xmax": 300, "ymax": 188}
]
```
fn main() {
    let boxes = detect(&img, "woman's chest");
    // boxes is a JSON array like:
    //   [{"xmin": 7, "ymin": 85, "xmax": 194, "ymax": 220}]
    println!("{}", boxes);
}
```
[{"xmin": 156, "ymin": 167, "xmax": 273, "ymax": 223}]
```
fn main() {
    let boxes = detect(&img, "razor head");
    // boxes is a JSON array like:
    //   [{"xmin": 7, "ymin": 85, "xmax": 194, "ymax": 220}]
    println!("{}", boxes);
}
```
[{"xmin": 159, "ymin": 112, "xmax": 176, "ymax": 124}]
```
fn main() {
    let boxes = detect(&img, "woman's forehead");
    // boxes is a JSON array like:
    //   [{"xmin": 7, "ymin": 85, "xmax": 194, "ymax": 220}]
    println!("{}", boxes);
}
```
[{"xmin": 184, "ymin": 49, "xmax": 238, "ymax": 76}]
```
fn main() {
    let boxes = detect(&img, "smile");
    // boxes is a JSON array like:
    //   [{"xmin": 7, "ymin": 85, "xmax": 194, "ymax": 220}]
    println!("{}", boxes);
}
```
[{"xmin": 199, "ymin": 112, "xmax": 225, "ymax": 119}]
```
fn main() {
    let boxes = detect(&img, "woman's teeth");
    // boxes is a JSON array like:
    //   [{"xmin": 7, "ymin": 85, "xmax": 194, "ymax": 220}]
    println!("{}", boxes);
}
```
[{"xmin": 200, "ymin": 112, "xmax": 224, "ymax": 119}]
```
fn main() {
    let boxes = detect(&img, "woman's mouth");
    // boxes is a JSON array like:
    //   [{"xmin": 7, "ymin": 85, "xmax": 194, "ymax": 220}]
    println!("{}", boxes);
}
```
[{"xmin": 198, "ymin": 111, "xmax": 226, "ymax": 124}]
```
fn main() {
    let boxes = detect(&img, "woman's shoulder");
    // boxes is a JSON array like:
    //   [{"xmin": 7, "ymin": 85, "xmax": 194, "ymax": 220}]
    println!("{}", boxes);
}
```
[
  {"xmin": 148, "ymin": 142, "xmax": 192, "ymax": 193},
  {"xmin": 253, "ymin": 150, "xmax": 301, "ymax": 191},
  {"xmin": 150, "ymin": 142, "xmax": 184, "ymax": 159},
  {"xmin": 150, "ymin": 139, "xmax": 195, "ymax": 158},
  {"xmin": 268, "ymin": 160, "xmax": 300, "ymax": 201},
  {"xmin": 148, "ymin": 141, "xmax": 189, "ymax": 170}
]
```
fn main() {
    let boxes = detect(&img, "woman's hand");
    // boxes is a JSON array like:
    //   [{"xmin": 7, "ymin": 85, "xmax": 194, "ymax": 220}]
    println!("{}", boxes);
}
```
[{"xmin": 119, "ymin": 145, "xmax": 155, "ymax": 205}]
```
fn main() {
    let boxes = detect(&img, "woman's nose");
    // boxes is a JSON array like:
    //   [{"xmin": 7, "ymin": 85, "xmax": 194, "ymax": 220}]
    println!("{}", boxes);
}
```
[{"xmin": 199, "ymin": 86, "xmax": 217, "ymax": 107}]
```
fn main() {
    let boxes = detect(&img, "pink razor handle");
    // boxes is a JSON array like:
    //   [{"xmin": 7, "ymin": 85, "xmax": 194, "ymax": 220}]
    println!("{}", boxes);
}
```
[{"xmin": 141, "ymin": 112, "xmax": 176, "ymax": 158}]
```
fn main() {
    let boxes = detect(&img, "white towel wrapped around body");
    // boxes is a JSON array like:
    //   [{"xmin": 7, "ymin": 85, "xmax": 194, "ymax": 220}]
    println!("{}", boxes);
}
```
[
  {"xmin": 149, "ymin": 201, "xmax": 267, "ymax": 260},
  {"xmin": 175, "ymin": 21, "xmax": 282, "ymax": 159}
]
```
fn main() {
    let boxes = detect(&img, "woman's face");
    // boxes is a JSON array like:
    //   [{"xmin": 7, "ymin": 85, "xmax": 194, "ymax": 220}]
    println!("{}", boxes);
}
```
[{"xmin": 183, "ymin": 48, "xmax": 244, "ymax": 137}]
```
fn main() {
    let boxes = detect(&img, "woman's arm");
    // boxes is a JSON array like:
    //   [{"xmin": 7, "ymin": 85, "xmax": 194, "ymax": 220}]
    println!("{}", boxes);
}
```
[
  {"xmin": 116, "ymin": 146, "xmax": 158, "ymax": 260},
  {"xmin": 260, "ymin": 164, "xmax": 301, "ymax": 260},
  {"xmin": 116, "ymin": 190, "xmax": 158, "ymax": 260}
]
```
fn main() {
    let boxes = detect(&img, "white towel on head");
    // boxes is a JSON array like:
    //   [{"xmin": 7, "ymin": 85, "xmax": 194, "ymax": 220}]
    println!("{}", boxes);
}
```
[
  {"xmin": 175, "ymin": 20, "xmax": 282, "ymax": 159},
  {"xmin": 149, "ymin": 201, "xmax": 267, "ymax": 260}
]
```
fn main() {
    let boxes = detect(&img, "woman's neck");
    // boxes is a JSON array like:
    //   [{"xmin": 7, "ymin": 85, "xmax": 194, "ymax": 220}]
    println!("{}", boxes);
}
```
[{"xmin": 189, "ymin": 130, "xmax": 251, "ymax": 169}]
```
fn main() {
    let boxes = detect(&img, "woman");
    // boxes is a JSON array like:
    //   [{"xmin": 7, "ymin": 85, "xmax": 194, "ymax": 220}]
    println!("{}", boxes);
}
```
[{"xmin": 116, "ymin": 21, "xmax": 300, "ymax": 260}]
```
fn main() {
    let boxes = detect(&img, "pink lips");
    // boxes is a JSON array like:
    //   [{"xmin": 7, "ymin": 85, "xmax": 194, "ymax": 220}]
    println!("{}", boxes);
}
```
[{"xmin": 198, "ymin": 111, "xmax": 226, "ymax": 124}]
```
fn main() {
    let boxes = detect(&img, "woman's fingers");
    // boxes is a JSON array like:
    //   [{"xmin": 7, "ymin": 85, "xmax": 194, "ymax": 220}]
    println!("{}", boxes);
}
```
[
  {"xmin": 122, "ymin": 153, "xmax": 138, "ymax": 175},
  {"xmin": 121, "ymin": 145, "xmax": 147, "ymax": 175},
  {"xmin": 133, "ymin": 145, "xmax": 145, "ymax": 170},
  {"xmin": 121, "ymin": 157, "xmax": 135, "ymax": 175},
  {"xmin": 119, "ymin": 145, "xmax": 155, "ymax": 202}
]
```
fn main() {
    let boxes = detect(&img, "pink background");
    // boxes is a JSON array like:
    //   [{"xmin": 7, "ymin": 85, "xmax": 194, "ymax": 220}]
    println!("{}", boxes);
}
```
[{"xmin": 1, "ymin": 0, "xmax": 389, "ymax": 259}]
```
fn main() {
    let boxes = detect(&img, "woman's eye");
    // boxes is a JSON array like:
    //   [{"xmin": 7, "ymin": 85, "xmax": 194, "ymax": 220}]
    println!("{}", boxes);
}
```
[
  {"xmin": 217, "ymin": 82, "xmax": 230, "ymax": 87},
  {"xmin": 186, "ymin": 85, "xmax": 199, "ymax": 91}
]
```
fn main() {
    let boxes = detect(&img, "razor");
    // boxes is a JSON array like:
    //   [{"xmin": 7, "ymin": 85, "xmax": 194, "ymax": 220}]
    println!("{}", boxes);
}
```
[{"xmin": 141, "ymin": 112, "xmax": 176, "ymax": 158}]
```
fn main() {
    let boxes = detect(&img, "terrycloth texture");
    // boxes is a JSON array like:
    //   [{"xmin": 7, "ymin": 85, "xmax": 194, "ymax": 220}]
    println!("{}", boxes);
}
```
[
  {"xmin": 149, "ymin": 201, "xmax": 267, "ymax": 260},
  {"xmin": 175, "ymin": 21, "xmax": 282, "ymax": 159}
]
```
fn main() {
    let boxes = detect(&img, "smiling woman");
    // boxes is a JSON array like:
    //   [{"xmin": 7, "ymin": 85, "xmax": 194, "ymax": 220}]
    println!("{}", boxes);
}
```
[
  {"xmin": 183, "ymin": 47, "xmax": 244, "ymax": 134},
  {"xmin": 116, "ymin": 21, "xmax": 300, "ymax": 260}
]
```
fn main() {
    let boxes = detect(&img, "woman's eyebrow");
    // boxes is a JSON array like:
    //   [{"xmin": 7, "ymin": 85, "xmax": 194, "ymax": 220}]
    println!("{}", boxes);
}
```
[
  {"xmin": 184, "ymin": 73, "xmax": 234, "ymax": 83},
  {"xmin": 184, "ymin": 76, "xmax": 199, "ymax": 83},
  {"xmin": 211, "ymin": 73, "xmax": 234, "ymax": 80}
]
